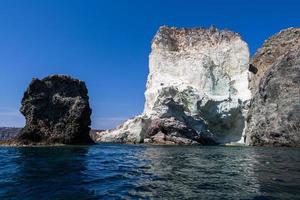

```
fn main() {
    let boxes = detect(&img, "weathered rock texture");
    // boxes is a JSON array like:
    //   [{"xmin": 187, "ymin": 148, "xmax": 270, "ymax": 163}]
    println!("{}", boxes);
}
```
[
  {"xmin": 246, "ymin": 28, "xmax": 300, "ymax": 147},
  {"xmin": 248, "ymin": 28, "xmax": 300, "ymax": 93},
  {"xmin": 96, "ymin": 26, "xmax": 251, "ymax": 144},
  {"xmin": 15, "ymin": 75, "xmax": 94, "ymax": 145},
  {"xmin": 145, "ymin": 117, "xmax": 216, "ymax": 145}
]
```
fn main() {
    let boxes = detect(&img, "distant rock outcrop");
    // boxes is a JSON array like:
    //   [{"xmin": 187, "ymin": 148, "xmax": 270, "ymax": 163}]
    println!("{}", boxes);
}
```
[
  {"xmin": 95, "ymin": 26, "xmax": 251, "ymax": 144},
  {"xmin": 246, "ymin": 28, "xmax": 300, "ymax": 147},
  {"xmin": 0, "ymin": 127, "xmax": 20, "ymax": 141},
  {"xmin": 14, "ymin": 75, "xmax": 94, "ymax": 145}
]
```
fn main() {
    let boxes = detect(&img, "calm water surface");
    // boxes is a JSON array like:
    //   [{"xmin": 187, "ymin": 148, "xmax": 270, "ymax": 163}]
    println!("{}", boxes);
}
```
[{"xmin": 0, "ymin": 144, "xmax": 299, "ymax": 199}]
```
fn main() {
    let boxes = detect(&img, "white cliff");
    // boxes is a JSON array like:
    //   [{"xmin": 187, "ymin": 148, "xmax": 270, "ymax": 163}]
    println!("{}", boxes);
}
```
[{"xmin": 96, "ymin": 26, "xmax": 251, "ymax": 144}]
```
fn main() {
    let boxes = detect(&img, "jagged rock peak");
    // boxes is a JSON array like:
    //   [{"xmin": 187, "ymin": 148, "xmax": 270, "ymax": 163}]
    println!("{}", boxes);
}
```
[
  {"xmin": 152, "ymin": 25, "xmax": 243, "ymax": 51},
  {"xmin": 249, "ymin": 27, "xmax": 300, "ymax": 92}
]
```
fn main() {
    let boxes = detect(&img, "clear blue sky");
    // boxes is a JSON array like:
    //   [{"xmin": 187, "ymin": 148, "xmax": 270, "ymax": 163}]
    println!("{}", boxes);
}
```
[{"xmin": 0, "ymin": 0, "xmax": 299, "ymax": 129}]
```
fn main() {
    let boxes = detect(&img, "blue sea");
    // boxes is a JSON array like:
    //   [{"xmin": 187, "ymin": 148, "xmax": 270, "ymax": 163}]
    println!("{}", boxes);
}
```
[{"xmin": 0, "ymin": 144, "xmax": 299, "ymax": 199}]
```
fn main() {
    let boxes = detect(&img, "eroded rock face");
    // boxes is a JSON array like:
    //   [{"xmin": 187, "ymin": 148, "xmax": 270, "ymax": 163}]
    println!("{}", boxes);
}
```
[
  {"xmin": 249, "ymin": 28, "xmax": 300, "ymax": 93},
  {"xmin": 15, "ymin": 75, "xmax": 94, "ymax": 145},
  {"xmin": 95, "ymin": 26, "xmax": 251, "ymax": 145},
  {"xmin": 246, "ymin": 28, "xmax": 300, "ymax": 147}
]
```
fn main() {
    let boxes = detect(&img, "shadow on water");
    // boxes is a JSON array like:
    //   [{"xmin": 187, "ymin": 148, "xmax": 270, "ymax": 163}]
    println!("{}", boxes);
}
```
[
  {"xmin": 129, "ymin": 146, "xmax": 260, "ymax": 199},
  {"xmin": 250, "ymin": 147, "xmax": 300, "ymax": 200},
  {"xmin": 131, "ymin": 145, "xmax": 300, "ymax": 199},
  {"xmin": 0, "ymin": 146, "xmax": 97, "ymax": 199}
]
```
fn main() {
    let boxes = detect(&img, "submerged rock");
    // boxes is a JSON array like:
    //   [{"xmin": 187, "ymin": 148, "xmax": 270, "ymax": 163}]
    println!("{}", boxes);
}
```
[
  {"xmin": 14, "ymin": 75, "xmax": 94, "ymax": 145},
  {"xmin": 95, "ymin": 26, "xmax": 251, "ymax": 144},
  {"xmin": 246, "ymin": 28, "xmax": 300, "ymax": 147}
]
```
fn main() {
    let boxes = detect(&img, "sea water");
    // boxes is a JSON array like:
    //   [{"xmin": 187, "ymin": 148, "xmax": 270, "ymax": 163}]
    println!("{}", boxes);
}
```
[{"xmin": 0, "ymin": 144, "xmax": 299, "ymax": 199}]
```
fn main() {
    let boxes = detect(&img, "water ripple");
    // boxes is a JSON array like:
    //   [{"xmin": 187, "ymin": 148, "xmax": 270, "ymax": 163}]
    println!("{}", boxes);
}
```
[{"xmin": 0, "ymin": 144, "xmax": 299, "ymax": 199}]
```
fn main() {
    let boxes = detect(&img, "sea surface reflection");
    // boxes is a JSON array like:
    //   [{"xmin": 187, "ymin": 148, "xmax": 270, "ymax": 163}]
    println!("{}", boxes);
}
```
[{"xmin": 0, "ymin": 144, "xmax": 299, "ymax": 199}]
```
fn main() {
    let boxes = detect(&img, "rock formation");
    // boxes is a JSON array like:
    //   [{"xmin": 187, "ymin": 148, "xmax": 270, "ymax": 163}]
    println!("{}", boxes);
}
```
[
  {"xmin": 96, "ymin": 26, "xmax": 251, "ymax": 144},
  {"xmin": 144, "ymin": 117, "xmax": 216, "ymax": 145},
  {"xmin": 14, "ymin": 75, "xmax": 94, "ymax": 145},
  {"xmin": 246, "ymin": 28, "xmax": 300, "ymax": 147},
  {"xmin": 248, "ymin": 28, "xmax": 300, "ymax": 93}
]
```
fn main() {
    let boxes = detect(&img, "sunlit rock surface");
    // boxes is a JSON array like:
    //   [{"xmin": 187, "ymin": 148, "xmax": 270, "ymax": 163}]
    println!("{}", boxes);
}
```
[
  {"xmin": 95, "ymin": 115, "xmax": 150, "ymax": 144},
  {"xmin": 248, "ymin": 28, "xmax": 300, "ymax": 93},
  {"xmin": 96, "ymin": 26, "xmax": 251, "ymax": 144}
]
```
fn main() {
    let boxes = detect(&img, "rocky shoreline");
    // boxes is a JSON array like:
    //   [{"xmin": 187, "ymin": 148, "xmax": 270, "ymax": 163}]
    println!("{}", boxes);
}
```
[
  {"xmin": 1, "ymin": 26, "xmax": 299, "ymax": 147},
  {"xmin": 0, "ymin": 127, "xmax": 103, "ymax": 145}
]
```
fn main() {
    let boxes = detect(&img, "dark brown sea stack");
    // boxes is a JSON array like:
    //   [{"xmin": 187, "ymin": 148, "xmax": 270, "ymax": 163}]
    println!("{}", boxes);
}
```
[
  {"xmin": 246, "ymin": 28, "xmax": 300, "ymax": 147},
  {"xmin": 15, "ymin": 75, "xmax": 94, "ymax": 145},
  {"xmin": 144, "ymin": 117, "xmax": 216, "ymax": 145}
]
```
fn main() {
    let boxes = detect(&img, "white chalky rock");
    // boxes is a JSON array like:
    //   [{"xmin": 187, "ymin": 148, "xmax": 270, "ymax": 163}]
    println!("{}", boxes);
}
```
[{"xmin": 95, "ymin": 26, "xmax": 251, "ymax": 144}]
